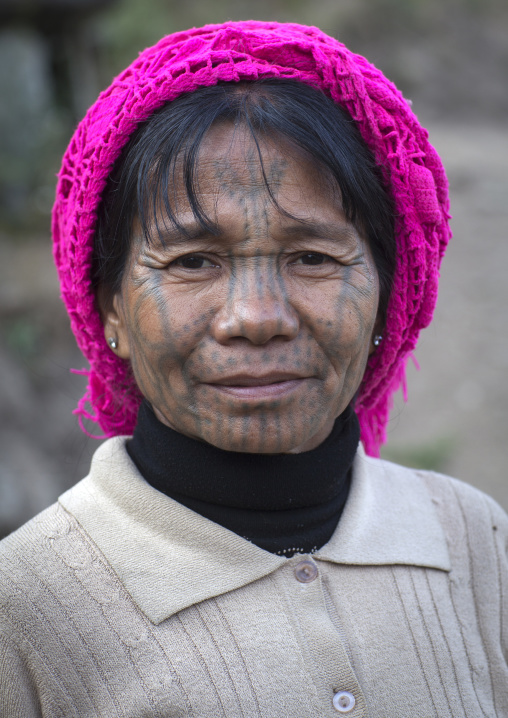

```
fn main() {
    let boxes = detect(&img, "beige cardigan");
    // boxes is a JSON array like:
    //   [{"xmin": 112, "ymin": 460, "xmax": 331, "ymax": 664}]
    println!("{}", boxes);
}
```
[{"xmin": 0, "ymin": 437, "xmax": 507, "ymax": 717}]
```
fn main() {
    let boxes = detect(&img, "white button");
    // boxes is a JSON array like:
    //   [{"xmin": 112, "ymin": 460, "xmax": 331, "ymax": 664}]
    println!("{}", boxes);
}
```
[
  {"xmin": 333, "ymin": 690, "xmax": 355, "ymax": 713},
  {"xmin": 294, "ymin": 560, "xmax": 318, "ymax": 583}
]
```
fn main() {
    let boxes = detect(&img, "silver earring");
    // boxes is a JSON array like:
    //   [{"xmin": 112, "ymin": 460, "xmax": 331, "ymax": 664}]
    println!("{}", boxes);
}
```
[
  {"xmin": 373, "ymin": 335, "xmax": 383, "ymax": 347},
  {"xmin": 108, "ymin": 337, "xmax": 118, "ymax": 350}
]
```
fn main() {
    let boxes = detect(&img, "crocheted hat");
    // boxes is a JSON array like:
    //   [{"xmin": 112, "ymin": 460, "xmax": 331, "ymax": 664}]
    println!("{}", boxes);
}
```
[{"xmin": 52, "ymin": 20, "xmax": 451, "ymax": 455}]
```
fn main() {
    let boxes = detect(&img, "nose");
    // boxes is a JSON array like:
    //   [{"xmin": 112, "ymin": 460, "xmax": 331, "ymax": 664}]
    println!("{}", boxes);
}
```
[{"xmin": 211, "ymin": 266, "xmax": 300, "ymax": 345}]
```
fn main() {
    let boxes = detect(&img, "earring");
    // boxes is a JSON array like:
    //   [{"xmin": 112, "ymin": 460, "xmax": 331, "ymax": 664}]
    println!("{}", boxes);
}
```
[
  {"xmin": 373, "ymin": 335, "xmax": 383, "ymax": 347},
  {"xmin": 108, "ymin": 337, "xmax": 118, "ymax": 350}
]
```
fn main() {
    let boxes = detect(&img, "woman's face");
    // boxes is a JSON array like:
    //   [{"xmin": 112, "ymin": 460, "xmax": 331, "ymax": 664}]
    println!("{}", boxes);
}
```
[{"xmin": 104, "ymin": 123, "xmax": 380, "ymax": 453}]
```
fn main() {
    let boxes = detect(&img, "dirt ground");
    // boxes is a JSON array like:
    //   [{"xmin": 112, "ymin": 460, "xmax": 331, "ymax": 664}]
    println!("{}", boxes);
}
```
[{"xmin": 0, "ymin": 121, "xmax": 507, "ymax": 537}]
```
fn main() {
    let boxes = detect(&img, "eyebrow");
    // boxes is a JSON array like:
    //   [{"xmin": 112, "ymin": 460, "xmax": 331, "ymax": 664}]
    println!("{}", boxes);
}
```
[
  {"xmin": 140, "ymin": 221, "xmax": 218, "ymax": 247},
  {"xmin": 282, "ymin": 219, "xmax": 359, "ymax": 243},
  {"xmin": 140, "ymin": 217, "xmax": 359, "ymax": 248}
]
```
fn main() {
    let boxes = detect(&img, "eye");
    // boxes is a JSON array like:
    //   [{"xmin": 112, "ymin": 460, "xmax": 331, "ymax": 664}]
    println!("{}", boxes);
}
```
[
  {"xmin": 295, "ymin": 252, "xmax": 332, "ymax": 266},
  {"xmin": 172, "ymin": 254, "xmax": 217, "ymax": 269}
]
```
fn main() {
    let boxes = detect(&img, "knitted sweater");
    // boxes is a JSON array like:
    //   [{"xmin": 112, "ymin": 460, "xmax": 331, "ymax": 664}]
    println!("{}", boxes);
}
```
[{"xmin": 1, "ymin": 438, "xmax": 507, "ymax": 717}]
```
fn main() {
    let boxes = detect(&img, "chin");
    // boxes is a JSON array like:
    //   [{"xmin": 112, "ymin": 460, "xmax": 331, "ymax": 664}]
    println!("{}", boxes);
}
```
[{"xmin": 195, "ymin": 415, "xmax": 328, "ymax": 455}]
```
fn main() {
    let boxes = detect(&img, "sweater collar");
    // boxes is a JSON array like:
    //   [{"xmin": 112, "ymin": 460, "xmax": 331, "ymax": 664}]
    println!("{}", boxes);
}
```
[{"xmin": 59, "ymin": 437, "xmax": 451, "ymax": 625}]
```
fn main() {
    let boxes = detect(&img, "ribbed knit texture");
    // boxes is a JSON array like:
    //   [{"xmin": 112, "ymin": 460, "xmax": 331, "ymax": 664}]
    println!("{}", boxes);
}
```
[
  {"xmin": 1, "ymin": 446, "xmax": 507, "ymax": 717},
  {"xmin": 51, "ymin": 21, "xmax": 451, "ymax": 455}
]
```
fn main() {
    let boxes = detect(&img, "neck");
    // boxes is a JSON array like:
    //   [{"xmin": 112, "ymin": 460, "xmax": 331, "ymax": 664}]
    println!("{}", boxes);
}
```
[{"xmin": 127, "ymin": 401, "xmax": 359, "ymax": 556}]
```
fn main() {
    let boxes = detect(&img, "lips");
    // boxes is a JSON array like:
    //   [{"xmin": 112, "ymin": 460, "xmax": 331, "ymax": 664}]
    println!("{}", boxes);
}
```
[
  {"xmin": 203, "ymin": 373, "xmax": 311, "ymax": 400},
  {"xmin": 212, "ymin": 372, "xmax": 305, "ymax": 387}
]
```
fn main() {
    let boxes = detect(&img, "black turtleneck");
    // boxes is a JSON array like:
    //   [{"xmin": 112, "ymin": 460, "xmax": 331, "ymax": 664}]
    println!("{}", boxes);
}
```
[{"xmin": 127, "ymin": 401, "xmax": 359, "ymax": 557}]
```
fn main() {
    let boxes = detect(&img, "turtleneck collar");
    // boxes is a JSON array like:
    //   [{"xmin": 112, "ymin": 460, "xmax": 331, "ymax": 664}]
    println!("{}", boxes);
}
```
[{"xmin": 127, "ymin": 401, "xmax": 359, "ymax": 556}]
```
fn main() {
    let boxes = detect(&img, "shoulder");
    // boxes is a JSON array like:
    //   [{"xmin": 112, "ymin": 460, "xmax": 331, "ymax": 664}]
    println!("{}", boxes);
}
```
[
  {"xmin": 0, "ymin": 485, "xmax": 122, "ymax": 653},
  {"xmin": 362, "ymin": 450, "xmax": 507, "ymax": 534},
  {"xmin": 0, "ymin": 500, "xmax": 95, "ymax": 612},
  {"xmin": 412, "ymin": 463, "xmax": 508, "ymax": 538},
  {"xmin": 415, "ymin": 466, "xmax": 508, "ymax": 577},
  {"xmin": 365, "ymin": 454, "xmax": 508, "ymax": 575},
  {"xmin": 0, "ymin": 500, "xmax": 67, "ymax": 574},
  {"xmin": 360, "ymin": 454, "xmax": 508, "ymax": 619}
]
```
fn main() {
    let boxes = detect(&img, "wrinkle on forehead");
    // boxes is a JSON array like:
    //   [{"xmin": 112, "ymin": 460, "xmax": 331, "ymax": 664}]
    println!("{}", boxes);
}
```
[
  {"xmin": 210, "ymin": 146, "xmax": 287, "ymax": 200},
  {"xmin": 135, "ymin": 120, "xmax": 344, "ymax": 253},
  {"xmin": 188, "ymin": 123, "xmax": 338, "ymax": 223}
]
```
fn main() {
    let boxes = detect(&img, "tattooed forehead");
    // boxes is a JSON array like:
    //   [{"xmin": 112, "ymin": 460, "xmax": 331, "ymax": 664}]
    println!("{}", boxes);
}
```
[
  {"xmin": 210, "ymin": 145, "xmax": 289, "ymax": 196},
  {"xmin": 134, "ymin": 128, "xmax": 368, "ymax": 277}
]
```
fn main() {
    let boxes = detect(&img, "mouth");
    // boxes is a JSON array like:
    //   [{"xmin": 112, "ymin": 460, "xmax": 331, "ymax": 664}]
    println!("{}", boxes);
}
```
[{"xmin": 203, "ymin": 373, "xmax": 311, "ymax": 401}]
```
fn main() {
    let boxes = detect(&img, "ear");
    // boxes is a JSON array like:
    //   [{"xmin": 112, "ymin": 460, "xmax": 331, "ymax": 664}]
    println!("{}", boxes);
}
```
[{"xmin": 100, "ymin": 292, "xmax": 132, "ymax": 361}]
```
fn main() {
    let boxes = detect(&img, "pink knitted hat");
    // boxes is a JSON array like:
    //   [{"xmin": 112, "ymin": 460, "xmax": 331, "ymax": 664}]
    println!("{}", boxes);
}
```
[{"xmin": 52, "ymin": 20, "xmax": 451, "ymax": 455}]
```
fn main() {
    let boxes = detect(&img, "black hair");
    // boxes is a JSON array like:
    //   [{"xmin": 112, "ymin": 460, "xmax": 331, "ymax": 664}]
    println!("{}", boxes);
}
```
[{"xmin": 93, "ymin": 79, "xmax": 395, "ymax": 319}]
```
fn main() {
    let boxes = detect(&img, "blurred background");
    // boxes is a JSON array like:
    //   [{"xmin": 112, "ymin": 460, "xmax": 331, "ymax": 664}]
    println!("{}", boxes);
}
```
[{"xmin": 0, "ymin": 0, "xmax": 507, "ymax": 538}]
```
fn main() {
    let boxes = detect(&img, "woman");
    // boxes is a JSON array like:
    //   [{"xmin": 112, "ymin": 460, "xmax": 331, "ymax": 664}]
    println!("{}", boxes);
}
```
[{"xmin": 1, "ymin": 21, "xmax": 507, "ymax": 717}]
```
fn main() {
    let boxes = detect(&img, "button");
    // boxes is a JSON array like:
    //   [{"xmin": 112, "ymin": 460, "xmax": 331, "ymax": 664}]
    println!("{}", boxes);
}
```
[
  {"xmin": 333, "ymin": 690, "xmax": 355, "ymax": 713},
  {"xmin": 294, "ymin": 560, "xmax": 318, "ymax": 583}
]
